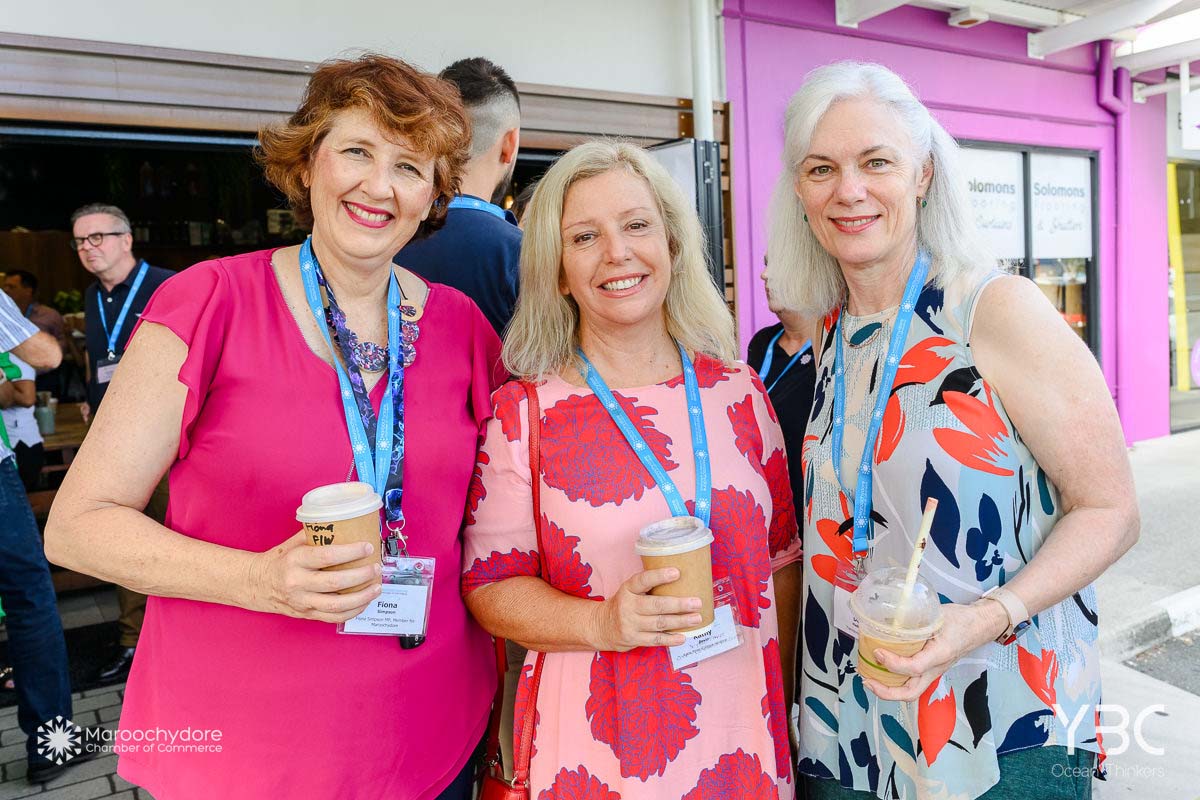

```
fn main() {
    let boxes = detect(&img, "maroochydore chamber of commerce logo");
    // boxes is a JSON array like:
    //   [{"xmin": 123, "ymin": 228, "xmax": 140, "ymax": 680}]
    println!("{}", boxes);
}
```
[{"xmin": 36, "ymin": 716, "xmax": 83, "ymax": 765}]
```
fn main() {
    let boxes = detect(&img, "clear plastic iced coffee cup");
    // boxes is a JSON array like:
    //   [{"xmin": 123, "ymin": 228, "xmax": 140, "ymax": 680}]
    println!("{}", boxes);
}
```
[
  {"xmin": 849, "ymin": 566, "xmax": 944, "ymax": 687},
  {"xmin": 296, "ymin": 482, "xmax": 383, "ymax": 594},
  {"xmin": 634, "ymin": 516, "xmax": 715, "ymax": 636}
]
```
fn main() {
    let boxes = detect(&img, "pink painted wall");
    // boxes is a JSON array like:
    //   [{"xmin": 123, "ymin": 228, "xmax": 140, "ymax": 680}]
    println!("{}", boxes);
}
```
[{"xmin": 723, "ymin": 0, "xmax": 1170, "ymax": 441}]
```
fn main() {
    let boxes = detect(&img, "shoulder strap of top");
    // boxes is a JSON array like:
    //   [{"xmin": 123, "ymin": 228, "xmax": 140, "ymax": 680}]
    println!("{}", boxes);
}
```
[{"xmin": 963, "ymin": 268, "xmax": 1008, "ymax": 344}]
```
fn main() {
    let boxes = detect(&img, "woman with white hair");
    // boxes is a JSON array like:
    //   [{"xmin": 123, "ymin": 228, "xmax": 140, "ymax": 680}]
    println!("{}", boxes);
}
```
[
  {"xmin": 767, "ymin": 62, "xmax": 1138, "ymax": 799},
  {"xmin": 464, "ymin": 140, "xmax": 801, "ymax": 798}
]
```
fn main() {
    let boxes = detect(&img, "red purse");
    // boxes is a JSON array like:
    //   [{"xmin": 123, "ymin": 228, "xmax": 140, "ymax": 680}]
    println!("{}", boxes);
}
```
[{"xmin": 478, "ymin": 382, "xmax": 547, "ymax": 800}]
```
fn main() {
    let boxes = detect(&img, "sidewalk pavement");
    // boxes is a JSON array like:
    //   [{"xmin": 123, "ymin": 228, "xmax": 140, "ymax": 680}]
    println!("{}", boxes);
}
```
[
  {"xmin": 0, "ymin": 684, "xmax": 145, "ymax": 800},
  {"xmin": 1097, "ymin": 428, "xmax": 1200, "ymax": 661}
]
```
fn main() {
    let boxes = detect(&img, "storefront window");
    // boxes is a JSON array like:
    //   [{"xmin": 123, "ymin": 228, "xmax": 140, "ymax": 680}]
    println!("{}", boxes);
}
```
[
  {"xmin": 960, "ymin": 146, "xmax": 1025, "ymax": 273},
  {"xmin": 1031, "ymin": 153, "xmax": 1093, "ymax": 343},
  {"xmin": 960, "ymin": 143, "xmax": 1097, "ymax": 351}
]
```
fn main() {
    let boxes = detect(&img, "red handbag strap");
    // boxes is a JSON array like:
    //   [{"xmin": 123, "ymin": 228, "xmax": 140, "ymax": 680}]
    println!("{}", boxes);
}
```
[
  {"xmin": 512, "ymin": 381, "xmax": 547, "ymax": 788},
  {"xmin": 480, "ymin": 382, "xmax": 548, "ymax": 791}
]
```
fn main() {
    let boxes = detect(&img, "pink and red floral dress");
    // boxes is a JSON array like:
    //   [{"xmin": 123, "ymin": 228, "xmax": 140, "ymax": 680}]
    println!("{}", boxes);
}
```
[{"xmin": 463, "ymin": 356, "xmax": 801, "ymax": 799}]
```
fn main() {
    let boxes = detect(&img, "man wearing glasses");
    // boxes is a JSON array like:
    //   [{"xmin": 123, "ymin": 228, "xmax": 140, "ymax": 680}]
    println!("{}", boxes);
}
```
[{"xmin": 70, "ymin": 203, "xmax": 173, "ymax": 683}]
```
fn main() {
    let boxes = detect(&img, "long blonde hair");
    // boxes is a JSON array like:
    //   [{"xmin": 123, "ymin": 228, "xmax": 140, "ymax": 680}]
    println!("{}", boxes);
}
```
[
  {"xmin": 504, "ymin": 140, "xmax": 736, "ymax": 380},
  {"xmin": 766, "ymin": 61, "xmax": 994, "ymax": 316}
]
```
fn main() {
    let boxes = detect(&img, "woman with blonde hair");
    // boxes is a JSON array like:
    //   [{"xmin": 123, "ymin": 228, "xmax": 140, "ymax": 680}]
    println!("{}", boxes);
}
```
[
  {"xmin": 464, "ymin": 140, "xmax": 801, "ymax": 798},
  {"xmin": 768, "ymin": 61, "xmax": 1137, "ymax": 799}
]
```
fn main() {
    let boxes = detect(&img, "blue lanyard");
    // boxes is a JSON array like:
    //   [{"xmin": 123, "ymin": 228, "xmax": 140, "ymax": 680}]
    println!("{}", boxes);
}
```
[
  {"xmin": 97, "ymin": 261, "xmax": 149, "ymax": 357},
  {"xmin": 298, "ymin": 238, "xmax": 404, "ymax": 525},
  {"xmin": 758, "ymin": 329, "xmax": 812, "ymax": 393},
  {"xmin": 448, "ymin": 196, "xmax": 509, "ymax": 221},
  {"xmin": 578, "ymin": 342, "xmax": 712, "ymax": 527},
  {"xmin": 832, "ymin": 251, "xmax": 930, "ymax": 559}
]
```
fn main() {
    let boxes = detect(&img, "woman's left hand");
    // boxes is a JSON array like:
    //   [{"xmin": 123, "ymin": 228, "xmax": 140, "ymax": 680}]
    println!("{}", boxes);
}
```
[{"xmin": 861, "ymin": 600, "xmax": 1008, "ymax": 702}]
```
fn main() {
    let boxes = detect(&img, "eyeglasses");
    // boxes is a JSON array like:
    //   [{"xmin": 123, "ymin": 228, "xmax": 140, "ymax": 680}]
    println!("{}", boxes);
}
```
[{"xmin": 71, "ymin": 231, "xmax": 128, "ymax": 250}]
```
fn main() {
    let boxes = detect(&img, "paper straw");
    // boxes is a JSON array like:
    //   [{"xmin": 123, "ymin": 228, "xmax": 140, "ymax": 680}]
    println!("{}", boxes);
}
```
[{"xmin": 895, "ymin": 497, "xmax": 938, "ymax": 628}]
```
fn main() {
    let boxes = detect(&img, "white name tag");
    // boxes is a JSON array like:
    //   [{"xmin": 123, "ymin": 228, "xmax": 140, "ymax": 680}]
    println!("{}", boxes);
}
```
[
  {"xmin": 96, "ymin": 359, "xmax": 120, "ymax": 385},
  {"xmin": 833, "ymin": 584, "xmax": 860, "ymax": 639},
  {"xmin": 342, "ymin": 583, "xmax": 430, "ymax": 636},
  {"xmin": 669, "ymin": 603, "xmax": 740, "ymax": 669}
]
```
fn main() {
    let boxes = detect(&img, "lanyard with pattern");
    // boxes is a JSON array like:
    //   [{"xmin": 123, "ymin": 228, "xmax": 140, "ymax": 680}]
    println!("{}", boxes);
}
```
[
  {"xmin": 578, "ymin": 342, "xmax": 712, "ymax": 527},
  {"xmin": 299, "ymin": 238, "xmax": 406, "ymax": 532},
  {"xmin": 97, "ymin": 260, "xmax": 149, "ymax": 358},
  {"xmin": 832, "ymin": 250, "xmax": 930, "ymax": 562},
  {"xmin": 448, "ymin": 196, "xmax": 508, "ymax": 221},
  {"xmin": 758, "ymin": 329, "xmax": 812, "ymax": 393}
]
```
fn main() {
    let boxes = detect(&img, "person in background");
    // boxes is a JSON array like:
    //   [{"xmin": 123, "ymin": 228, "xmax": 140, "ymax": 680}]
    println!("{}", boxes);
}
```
[
  {"xmin": 71, "ymin": 202, "xmax": 175, "ymax": 683},
  {"xmin": 3, "ymin": 270, "xmax": 66, "ymax": 394},
  {"xmin": 0, "ymin": 352, "xmax": 44, "ymax": 491},
  {"xmin": 768, "ymin": 61, "xmax": 1137, "ymax": 800},
  {"xmin": 746, "ymin": 256, "xmax": 817, "ymax": 744},
  {"xmin": 511, "ymin": 180, "xmax": 538, "ymax": 228},
  {"xmin": 0, "ymin": 290, "xmax": 103, "ymax": 785},
  {"xmin": 47, "ymin": 54, "xmax": 504, "ymax": 800},
  {"xmin": 398, "ymin": 57, "xmax": 522, "ymax": 335}
]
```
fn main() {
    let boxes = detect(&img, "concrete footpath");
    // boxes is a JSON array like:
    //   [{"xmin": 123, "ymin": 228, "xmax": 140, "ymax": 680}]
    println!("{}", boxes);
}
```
[{"xmin": 1097, "ymin": 428, "xmax": 1200, "ymax": 661}]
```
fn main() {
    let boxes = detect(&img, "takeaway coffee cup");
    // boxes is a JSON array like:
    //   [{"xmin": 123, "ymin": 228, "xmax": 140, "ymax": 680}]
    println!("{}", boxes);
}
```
[
  {"xmin": 849, "ymin": 566, "xmax": 944, "ymax": 687},
  {"xmin": 295, "ymin": 482, "xmax": 383, "ymax": 594},
  {"xmin": 634, "ymin": 516, "xmax": 715, "ymax": 636}
]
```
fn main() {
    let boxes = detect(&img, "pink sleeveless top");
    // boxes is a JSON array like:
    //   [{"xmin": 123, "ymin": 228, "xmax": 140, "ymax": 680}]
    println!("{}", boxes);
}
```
[{"xmin": 116, "ymin": 249, "xmax": 506, "ymax": 800}]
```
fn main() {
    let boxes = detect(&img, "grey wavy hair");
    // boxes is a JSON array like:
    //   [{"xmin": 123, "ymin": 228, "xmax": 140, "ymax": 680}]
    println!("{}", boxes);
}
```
[
  {"xmin": 765, "ymin": 61, "xmax": 994, "ymax": 316},
  {"xmin": 503, "ymin": 139, "xmax": 737, "ymax": 380}
]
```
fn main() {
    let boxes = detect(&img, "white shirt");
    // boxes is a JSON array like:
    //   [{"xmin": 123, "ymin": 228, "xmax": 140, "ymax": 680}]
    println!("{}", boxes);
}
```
[{"xmin": 2, "ymin": 353, "xmax": 43, "ymax": 449}]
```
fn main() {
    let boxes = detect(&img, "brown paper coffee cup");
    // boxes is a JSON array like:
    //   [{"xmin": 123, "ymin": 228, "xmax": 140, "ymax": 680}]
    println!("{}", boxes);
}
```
[
  {"xmin": 635, "ymin": 516, "xmax": 715, "ymax": 636},
  {"xmin": 296, "ymin": 482, "xmax": 383, "ymax": 594}
]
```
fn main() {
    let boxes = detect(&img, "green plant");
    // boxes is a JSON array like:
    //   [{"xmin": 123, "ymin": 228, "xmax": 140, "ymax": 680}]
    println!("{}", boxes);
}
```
[{"xmin": 52, "ymin": 289, "xmax": 83, "ymax": 314}]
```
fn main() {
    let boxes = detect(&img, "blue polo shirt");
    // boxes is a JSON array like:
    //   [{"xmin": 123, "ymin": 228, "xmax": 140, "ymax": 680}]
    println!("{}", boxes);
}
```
[
  {"xmin": 84, "ymin": 260, "xmax": 175, "ymax": 410},
  {"xmin": 396, "ymin": 196, "xmax": 521, "ymax": 336}
]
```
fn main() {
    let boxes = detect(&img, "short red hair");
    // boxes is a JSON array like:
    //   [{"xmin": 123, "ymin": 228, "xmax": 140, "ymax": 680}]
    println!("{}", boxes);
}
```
[{"xmin": 257, "ymin": 54, "xmax": 470, "ymax": 235}]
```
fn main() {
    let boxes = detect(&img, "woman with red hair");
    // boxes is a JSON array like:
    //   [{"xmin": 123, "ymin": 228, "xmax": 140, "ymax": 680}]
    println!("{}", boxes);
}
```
[{"xmin": 47, "ymin": 55, "xmax": 505, "ymax": 799}]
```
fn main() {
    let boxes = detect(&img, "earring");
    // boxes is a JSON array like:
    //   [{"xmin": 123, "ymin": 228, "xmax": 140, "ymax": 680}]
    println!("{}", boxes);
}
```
[
  {"xmin": 803, "ymin": 213, "xmax": 808, "ymax": 222},
  {"xmin": 918, "ymin": 197, "xmax": 927, "ymax": 208}
]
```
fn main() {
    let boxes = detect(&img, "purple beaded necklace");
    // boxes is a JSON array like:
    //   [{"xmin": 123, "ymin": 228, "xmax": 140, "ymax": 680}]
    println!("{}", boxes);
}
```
[{"xmin": 319, "ymin": 273, "xmax": 420, "ymax": 372}]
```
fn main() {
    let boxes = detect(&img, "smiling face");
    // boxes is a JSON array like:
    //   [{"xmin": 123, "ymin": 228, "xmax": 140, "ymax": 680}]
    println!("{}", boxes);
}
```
[
  {"xmin": 795, "ymin": 97, "xmax": 931, "ymax": 275},
  {"xmin": 305, "ymin": 107, "xmax": 437, "ymax": 268},
  {"xmin": 559, "ymin": 168, "xmax": 673, "ymax": 341}
]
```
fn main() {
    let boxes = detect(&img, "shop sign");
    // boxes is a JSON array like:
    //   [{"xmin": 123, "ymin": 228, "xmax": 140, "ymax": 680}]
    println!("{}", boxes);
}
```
[
  {"xmin": 960, "ymin": 147, "xmax": 1025, "ymax": 260},
  {"xmin": 1031, "ymin": 153, "xmax": 1092, "ymax": 259}
]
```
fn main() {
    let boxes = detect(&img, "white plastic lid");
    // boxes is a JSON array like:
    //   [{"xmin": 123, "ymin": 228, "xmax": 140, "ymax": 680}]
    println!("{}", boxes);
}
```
[
  {"xmin": 634, "ymin": 516, "xmax": 714, "ymax": 557},
  {"xmin": 849, "ymin": 566, "xmax": 944, "ymax": 639},
  {"xmin": 296, "ymin": 481, "xmax": 382, "ymax": 523}
]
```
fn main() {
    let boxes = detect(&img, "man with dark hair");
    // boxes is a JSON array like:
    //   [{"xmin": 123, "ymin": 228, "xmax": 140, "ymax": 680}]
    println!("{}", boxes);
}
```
[
  {"xmin": 71, "ymin": 202, "xmax": 174, "ymax": 682},
  {"xmin": 397, "ymin": 57, "xmax": 522, "ymax": 335},
  {"xmin": 3, "ymin": 270, "xmax": 65, "ymax": 347}
]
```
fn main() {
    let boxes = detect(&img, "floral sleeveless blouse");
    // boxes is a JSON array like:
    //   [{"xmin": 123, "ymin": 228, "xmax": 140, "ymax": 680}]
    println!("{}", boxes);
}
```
[{"xmin": 796, "ymin": 270, "xmax": 1103, "ymax": 800}]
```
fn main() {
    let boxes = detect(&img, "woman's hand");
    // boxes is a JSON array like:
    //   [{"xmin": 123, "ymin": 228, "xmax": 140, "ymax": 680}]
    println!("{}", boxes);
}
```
[
  {"xmin": 861, "ymin": 600, "xmax": 1008, "ymax": 702},
  {"xmin": 247, "ymin": 531, "xmax": 384, "ymax": 623},
  {"xmin": 588, "ymin": 568, "xmax": 703, "ymax": 652}
]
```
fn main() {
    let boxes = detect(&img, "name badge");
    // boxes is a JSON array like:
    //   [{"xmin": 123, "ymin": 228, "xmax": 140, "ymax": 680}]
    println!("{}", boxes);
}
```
[
  {"xmin": 669, "ymin": 576, "xmax": 743, "ymax": 670},
  {"xmin": 833, "ymin": 560, "xmax": 863, "ymax": 639},
  {"xmin": 96, "ymin": 356, "xmax": 120, "ymax": 385},
  {"xmin": 669, "ymin": 603, "xmax": 740, "ymax": 669},
  {"xmin": 340, "ymin": 556, "xmax": 435, "ymax": 637}
]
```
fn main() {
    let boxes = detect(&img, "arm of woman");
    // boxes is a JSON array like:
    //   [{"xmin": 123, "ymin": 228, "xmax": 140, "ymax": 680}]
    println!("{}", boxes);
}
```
[
  {"xmin": 868, "ymin": 275, "xmax": 1139, "ymax": 700},
  {"xmin": 466, "ymin": 568, "xmax": 697, "ymax": 653},
  {"xmin": 773, "ymin": 561, "xmax": 802, "ymax": 708},
  {"xmin": 461, "ymin": 384, "xmax": 702, "ymax": 653},
  {"xmin": 45, "ymin": 321, "xmax": 381, "ymax": 622}
]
